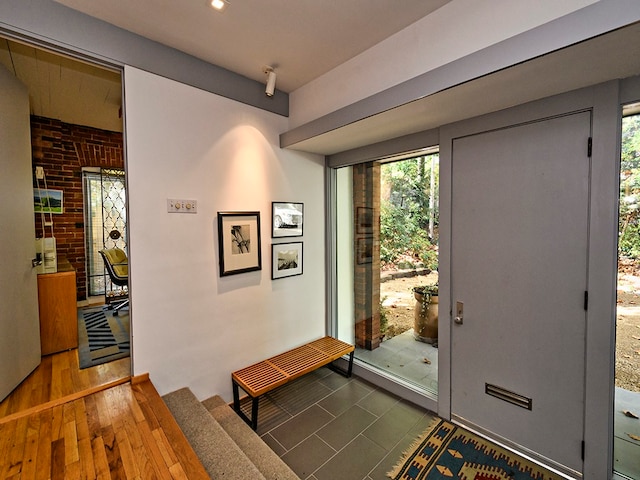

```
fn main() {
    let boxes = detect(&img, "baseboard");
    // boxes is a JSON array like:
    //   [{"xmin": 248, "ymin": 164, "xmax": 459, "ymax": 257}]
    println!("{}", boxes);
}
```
[{"xmin": 131, "ymin": 372, "xmax": 150, "ymax": 385}]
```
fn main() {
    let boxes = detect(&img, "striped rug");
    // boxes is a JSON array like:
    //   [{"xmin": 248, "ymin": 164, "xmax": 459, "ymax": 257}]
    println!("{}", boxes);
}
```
[{"xmin": 78, "ymin": 306, "xmax": 130, "ymax": 369}]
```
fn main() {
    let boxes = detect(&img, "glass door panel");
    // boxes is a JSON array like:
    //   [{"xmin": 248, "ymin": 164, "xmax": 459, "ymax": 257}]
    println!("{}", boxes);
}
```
[{"xmin": 333, "ymin": 153, "xmax": 439, "ymax": 396}]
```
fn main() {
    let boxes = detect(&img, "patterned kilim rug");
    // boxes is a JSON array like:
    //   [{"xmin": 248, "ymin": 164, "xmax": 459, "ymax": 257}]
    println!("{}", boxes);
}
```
[
  {"xmin": 78, "ymin": 306, "xmax": 130, "ymax": 369},
  {"xmin": 388, "ymin": 419, "xmax": 564, "ymax": 480}
]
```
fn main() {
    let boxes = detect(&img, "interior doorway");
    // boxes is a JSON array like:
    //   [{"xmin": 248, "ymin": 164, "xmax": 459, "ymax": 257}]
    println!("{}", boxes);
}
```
[
  {"xmin": 0, "ymin": 36, "xmax": 130, "ymax": 418},
  {"xmin": 614, "ymin": 103, "xmax": 640, "ymax": 480}
]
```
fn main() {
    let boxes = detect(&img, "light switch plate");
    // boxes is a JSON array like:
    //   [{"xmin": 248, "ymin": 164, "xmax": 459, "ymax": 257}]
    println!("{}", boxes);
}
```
[{"xmin": 167, "ymin": 199, "xmax": 197, "ymax": 214}]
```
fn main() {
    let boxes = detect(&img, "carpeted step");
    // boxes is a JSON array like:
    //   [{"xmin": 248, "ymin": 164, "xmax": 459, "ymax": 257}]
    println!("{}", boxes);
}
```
[
  {"xmin": 162, "ymin": 388, "xmax": 266, "ymax": 480},
  {"xmin": 202, "ymin": 395, "xmax": 299, "ymax": 480}
]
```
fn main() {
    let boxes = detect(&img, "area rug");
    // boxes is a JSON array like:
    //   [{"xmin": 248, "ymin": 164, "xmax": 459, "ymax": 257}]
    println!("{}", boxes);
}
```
[
  {"xmin": 78, "ymin": 306, "xmax": 130, "ymax": 369},
  {"xmin": 388, "ymin": 419, "xmax": 564, "ymax": 480}
]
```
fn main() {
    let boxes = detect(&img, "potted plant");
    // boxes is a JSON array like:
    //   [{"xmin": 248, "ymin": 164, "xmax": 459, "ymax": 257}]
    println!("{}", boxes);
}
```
[{"xmin": 412, "ymin": 283, "xmax": 438, "ymax": 344}]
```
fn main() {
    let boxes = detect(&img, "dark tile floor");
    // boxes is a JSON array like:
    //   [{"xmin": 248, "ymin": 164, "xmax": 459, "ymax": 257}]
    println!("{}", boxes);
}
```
[{"xmin": 238, "ymin": 367, "xmax": 436, "ymax": 480}]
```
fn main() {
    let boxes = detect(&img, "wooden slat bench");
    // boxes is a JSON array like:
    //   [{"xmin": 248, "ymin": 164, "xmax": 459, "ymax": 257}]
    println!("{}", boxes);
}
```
[{"xmin": 231, "ymin": 336, "xmax": 355, "ymax": 430}]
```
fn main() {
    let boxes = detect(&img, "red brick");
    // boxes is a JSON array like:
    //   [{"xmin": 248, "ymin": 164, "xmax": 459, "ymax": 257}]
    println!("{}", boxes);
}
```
[{"xmin": 31, "ymin": 115, "xmax": 124, "ymax": 301}]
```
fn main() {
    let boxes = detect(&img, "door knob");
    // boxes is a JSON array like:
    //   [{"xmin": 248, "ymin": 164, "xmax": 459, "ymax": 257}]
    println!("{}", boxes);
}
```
[
  {"xmin": 455, "ymin": 301, "xmax": 464, "ymax": 325},
  {"xmin": 32, "ymin": 258, "xmax": 42, "ymax": 268}
]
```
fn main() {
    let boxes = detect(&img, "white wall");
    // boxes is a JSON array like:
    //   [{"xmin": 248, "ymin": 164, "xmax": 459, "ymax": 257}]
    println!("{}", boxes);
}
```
[
  {"xmin": 123, "ymin": 66, "xmax": 326, "ymax": 401},
  {"xmin": 289, "ymin": 0, "xmax": 597, "ymax": 128}
]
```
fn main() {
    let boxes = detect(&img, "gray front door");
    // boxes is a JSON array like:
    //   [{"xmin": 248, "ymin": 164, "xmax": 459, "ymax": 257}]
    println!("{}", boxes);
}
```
[
  {"xmin": 0, "ymin": 66, "xmax": 41, "ymax": 401},
  {"xmin": 450, "ymin": 111, "xmax": 591, "ymax": 474}
]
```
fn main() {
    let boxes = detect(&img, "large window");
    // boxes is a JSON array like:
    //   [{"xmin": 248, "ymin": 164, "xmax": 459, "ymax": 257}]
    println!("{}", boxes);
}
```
[
  {"xmin": 333, "ymin": 152, "xmax": 439, "ymax": 396},
  {"xmin": 615, "ymin": 107, "xmax": 640, "ymax": 480}
]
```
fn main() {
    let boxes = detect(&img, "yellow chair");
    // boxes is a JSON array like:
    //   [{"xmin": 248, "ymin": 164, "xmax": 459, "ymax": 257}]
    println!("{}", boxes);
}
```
[{"xmin": 99, "ymin": 247, "xmax": 129, "ymax": 315}]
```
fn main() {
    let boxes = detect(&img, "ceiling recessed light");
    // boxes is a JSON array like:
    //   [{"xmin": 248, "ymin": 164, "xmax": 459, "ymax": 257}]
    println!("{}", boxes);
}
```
[{"xmin": 210, "ymin": 0, "xmax": 228, "ymax": 12}]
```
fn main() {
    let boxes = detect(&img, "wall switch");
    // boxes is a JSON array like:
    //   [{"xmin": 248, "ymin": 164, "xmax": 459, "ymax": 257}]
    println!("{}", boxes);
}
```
[{"xmin": 167, "ymin": 199, "xmax": 197, "ymax": 214}]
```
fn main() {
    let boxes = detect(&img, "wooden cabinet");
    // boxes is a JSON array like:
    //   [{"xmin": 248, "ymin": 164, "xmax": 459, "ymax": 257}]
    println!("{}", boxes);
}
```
[{"xmin": 37, "ymin": 258, "xmax": 78, "ymax": 355}]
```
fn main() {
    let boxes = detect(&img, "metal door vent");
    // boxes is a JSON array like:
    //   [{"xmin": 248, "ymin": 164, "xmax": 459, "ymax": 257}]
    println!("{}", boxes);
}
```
[{"xmin": 485, "ymin": 383, "xmax": 532, "ymax": 410}]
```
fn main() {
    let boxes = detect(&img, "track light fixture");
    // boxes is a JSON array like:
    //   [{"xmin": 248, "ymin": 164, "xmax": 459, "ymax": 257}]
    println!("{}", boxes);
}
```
[{"xmin": 263, "ymin": 66, "xmax": 276, "ymax": 97}]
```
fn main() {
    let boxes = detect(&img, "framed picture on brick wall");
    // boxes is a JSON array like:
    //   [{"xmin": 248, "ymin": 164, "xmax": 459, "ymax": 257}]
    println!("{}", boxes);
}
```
[
  {"xmin": 356, "ymin": 207, "xmax": 374, "ymax": 234},
  {"xmin": 34, "ymin": 188, "xmax": 63, "ymax": 214},
  {"xmin": 356, "ymin": 237, "xmax": 373, "ymax": 265}
]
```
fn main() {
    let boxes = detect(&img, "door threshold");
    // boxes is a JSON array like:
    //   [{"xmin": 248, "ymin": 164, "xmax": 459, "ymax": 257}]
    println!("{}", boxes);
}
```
[
  {"xmin": 342, "ymin": 357, "xmax": 438, "ymax": 413},
  {"xmin": 452, "ymin": 414, "xmax": 581, "ymax": 480}
]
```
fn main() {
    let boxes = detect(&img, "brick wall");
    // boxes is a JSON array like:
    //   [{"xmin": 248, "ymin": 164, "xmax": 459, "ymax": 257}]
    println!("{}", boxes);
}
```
[
  {"xmin": 353, "ymin": 162, "xmax": 381, "ymax": 350},
  {"xmin": 31, "ymin": 116, "xmax": 124, "ymax": 300}
]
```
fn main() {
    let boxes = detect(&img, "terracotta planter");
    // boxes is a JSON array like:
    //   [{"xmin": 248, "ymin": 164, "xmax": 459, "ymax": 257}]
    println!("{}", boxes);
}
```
[{"xmin": 413, "ymin": 290, "xmax": 438, "ymax": 344}]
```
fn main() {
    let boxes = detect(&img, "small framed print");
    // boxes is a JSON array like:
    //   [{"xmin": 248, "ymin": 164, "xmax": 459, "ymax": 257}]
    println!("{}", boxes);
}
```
[
  {"xmin": 356, "ymin": 237, "xmax": 373, "ymax": 265},
  {"xmin": 34, "ymin": 188, "xmax": 64, "ymax": 214},
  {"xmin": 272, "ymin": 242, "xmax": 303, "ymax": 280},
  {"xmin": 356, "ymin": 207, "xmax": 374, "ymax": 234},
  {"xmin": 272, "ymin": 202, "xmax": 303, "ymax": 238},
  {"xmin": 217, "ymin": 212, "xmax": 262, "ymax": 276}
]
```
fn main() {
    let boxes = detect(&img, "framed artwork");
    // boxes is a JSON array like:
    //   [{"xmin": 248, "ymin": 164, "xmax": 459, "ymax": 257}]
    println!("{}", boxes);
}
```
[
  {"xmin": 356, "ymin": 207, "xmax": 374, "ymax": 234},
  {"xmin": 272, "ymin": 202, "xmax": 303, "ymax": 238},
  {"xmin": 272, "ymin": 242, "xmax": 303, "ymax": 279},
  {"xmin": 217, "ymin": 212, "xmax": 262, "ymax": 276},
  {"xmin": 34, "ymin": 188, "xmax": 64, "ymax": 214},
  {"xmin": 356, "ymin": 237, "xmax": 373, "ymax": 265}
]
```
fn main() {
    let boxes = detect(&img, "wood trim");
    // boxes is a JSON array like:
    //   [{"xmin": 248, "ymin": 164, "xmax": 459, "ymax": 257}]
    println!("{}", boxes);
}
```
[
  {"xmin": 0, "ymin": 376, "xmax": 130, "ymax": 426},
  {"xmin": 131, "ymin": 372, "xmax": 150, "ymax": 385}
]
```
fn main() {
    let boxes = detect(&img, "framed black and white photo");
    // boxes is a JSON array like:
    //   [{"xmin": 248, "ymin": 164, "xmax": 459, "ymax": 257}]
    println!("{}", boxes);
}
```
[
  {"xmin": 217, "ymin": 212, "xmax": 262, "ymax": 276},
  {"xmin": 356, "ymin": 237, "xmax": 373, "ymax": 265},
  {"xmin": 356, "ymin": 207, "xmax": 374, "ymax": 234},
  {"xmin": 272, "ymin": 202, "xmax": 303, "ymax": 238},
  {"xmin": 272, "ymin": 242, "xmax": 303, "ymax": 279}
]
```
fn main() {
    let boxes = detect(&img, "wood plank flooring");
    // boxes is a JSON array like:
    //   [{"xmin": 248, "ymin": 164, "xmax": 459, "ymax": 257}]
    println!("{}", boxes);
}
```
[
  {"xmin": 0, "ymin": 349, "xmax": 209, "ymax": 479},
  {"xmin": 0, "ymin": 379, "xmax": 209, "ymax": 479},
  {"xmin": 0, "ymin": 349, "xmax": 130, "ymax": 421}
]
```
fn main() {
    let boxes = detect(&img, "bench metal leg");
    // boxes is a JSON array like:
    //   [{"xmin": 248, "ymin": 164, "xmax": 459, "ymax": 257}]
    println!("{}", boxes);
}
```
[
  {"xmin": 250, "ymin": 396, "xmax": 259, "ymax": 431},
  {"xmin": 328, "ymin": 350, "xmax": 354, "ymax": 378},
  {"xmin": 232, "ymin": 379, "xmax": 260, "ymax": 431}
]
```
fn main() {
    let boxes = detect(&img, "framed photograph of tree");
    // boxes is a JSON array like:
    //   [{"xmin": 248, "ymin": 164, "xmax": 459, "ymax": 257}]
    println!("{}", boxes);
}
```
[{"xmin": 217, "ymin": 211, "xmax": 262, "ymax": 276}]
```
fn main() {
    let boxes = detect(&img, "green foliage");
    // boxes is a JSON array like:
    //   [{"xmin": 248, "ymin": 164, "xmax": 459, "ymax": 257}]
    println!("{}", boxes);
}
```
[
  {"xmin": 413, "ymin": 283, "xmax": 438, "ymax": 311},
  {"xmin": 619, "ymin": 115, "xmax": 640, "ymax": 259},
  {"xmin": 380, "ymin": 155, "xmax": 439, "ymax": 270}
]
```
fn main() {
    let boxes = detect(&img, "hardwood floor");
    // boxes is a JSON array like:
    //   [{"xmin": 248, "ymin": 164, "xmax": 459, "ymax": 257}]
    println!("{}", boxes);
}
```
[
  {"xmin": 0, "ymin": 350, "xmax": 209, "ymax": 479},
  {"xmin": 0, "ymin": 349, "xmax": 130, "ymax": 421}
]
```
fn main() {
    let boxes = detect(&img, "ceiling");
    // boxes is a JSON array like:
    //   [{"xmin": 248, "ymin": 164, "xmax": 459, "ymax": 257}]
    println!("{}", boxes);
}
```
[
  {"xmin": 1, "ymin": 2, "xmax": 638, "ymax": 154},
  {"xmin": 53, "ymin": 0, "xmax": 451, "ymax": 93},
  {"xmin": 0, "ymin": 0, "xmax": 449, "ymax": 134},
  {"xmin": 291, "ymin": 22, "xmax": 640, "ymax": 155},
  {"xmin": 0, "ymin": 39, "xmax": 123, "ymax": 132}
]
